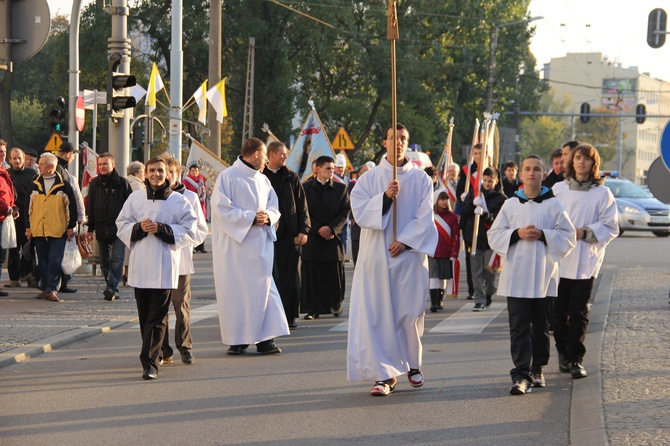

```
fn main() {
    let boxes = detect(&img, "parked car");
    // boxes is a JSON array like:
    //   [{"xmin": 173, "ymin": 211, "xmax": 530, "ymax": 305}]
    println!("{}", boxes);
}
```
[{"xmin": 603, "ymin": 177, "xmax": 670, "ymax": 237}]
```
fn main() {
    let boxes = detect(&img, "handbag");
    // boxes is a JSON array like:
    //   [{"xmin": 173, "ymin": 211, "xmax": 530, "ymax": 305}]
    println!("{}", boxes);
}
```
[
  {"xmin": 1, "ymin": 214, "xmax": 17, "ymax": 249},
  {"xmin": 62, "ymin": 238, "xmax": 82, "ymax": 275},
  {"xmin": 76, "ymin": 224, "xmax": 92, "ymax": 259}
]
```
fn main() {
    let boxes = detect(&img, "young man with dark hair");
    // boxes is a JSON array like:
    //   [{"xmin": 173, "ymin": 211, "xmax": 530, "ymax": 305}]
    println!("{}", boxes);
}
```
[
  {"xmin": 116, "ymin": 157, "xmax": 198, "ymax": 379},
  {"xmin": 488, "ymin": 155, "xmax": 576, "ymax": 395},
  {"xmin": 501, "ymin": 161, "xmax": 522, "ymax": 198},
  {"xmin": 300, "ymin": 155, "xmax": 350, "ymax": 320},
  {"xmin": 347, "ymin": 123, "xmax": 438, "ymax": 396}
]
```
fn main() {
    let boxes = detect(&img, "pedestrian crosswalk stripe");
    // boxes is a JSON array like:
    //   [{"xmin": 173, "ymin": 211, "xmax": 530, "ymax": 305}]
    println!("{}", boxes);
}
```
[
  {"xmin": 429, "ymin": 302, "xmax": 506, "ymax": 334},
  {"xmin": 330, "ymin": 320, "xmax": 349, "ymax": 332},
  {"xmin": 132, "ymin": 303, "xmax": 219, "ymax": 330}
]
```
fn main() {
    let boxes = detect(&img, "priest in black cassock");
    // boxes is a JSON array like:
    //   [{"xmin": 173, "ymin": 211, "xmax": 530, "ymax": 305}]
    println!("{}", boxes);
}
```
[{"xmin": 301, "ymin": 155, "xmax": 351, "ymax": 320}]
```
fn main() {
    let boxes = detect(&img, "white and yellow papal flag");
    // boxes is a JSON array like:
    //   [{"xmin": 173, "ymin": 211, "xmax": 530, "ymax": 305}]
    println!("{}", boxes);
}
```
[
  {"xmin": 193, "ymin": 80, "xmax": 208, "ymax": 125},
  {"xmin": 205, "ymin": 77, "xmax": 228, "ymax": 123},
  {"xmin": 146, "ymin": 62, "xmax": 165, "ymax": 114}
]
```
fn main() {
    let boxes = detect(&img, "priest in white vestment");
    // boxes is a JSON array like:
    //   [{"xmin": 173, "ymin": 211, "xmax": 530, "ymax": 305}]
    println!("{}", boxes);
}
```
[
  {"xmin": 211, "ymin": 138, "xmax": 290, "ymax": 355},
  {"xmin": 347, "ymin": 124, "xmax": 438, "ymax": 396}
]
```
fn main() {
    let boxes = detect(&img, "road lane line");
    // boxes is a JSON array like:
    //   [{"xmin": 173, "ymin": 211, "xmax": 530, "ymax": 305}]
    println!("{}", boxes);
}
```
[
  {"xmin": 429, "ymin": 302, "xmax": 506, "ymax": 334},
  {"xmin": 132, "ymin": 303, "xmax": 219, "ymax": 329}
]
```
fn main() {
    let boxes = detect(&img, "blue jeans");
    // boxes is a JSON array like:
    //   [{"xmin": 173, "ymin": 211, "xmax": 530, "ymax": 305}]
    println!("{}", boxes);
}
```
[
  {"xmin": 33, "ymin": 236, "xmax": 66, "ymax": 293},
  {"xmin": 98, "ymin": 237, "xmax": 126, "ymax": 294}
]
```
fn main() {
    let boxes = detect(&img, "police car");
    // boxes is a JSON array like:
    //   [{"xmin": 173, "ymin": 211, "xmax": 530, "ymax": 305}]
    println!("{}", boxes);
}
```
[{"xmin": 602, "ymin": 173, "xmax": 670, "ymax": 237}]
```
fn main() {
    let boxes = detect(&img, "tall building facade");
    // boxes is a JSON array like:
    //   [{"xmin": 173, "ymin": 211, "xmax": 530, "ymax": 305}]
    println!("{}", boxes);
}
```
[{"xmin": 544, "ymin": 52, "xmax": 670, "ymax": 183}]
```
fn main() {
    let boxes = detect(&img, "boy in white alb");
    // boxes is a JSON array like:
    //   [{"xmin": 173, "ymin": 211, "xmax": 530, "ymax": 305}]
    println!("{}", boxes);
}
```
[{"xmin": 488, "ymin": 155, "xmax": 576, "ymax": 395}]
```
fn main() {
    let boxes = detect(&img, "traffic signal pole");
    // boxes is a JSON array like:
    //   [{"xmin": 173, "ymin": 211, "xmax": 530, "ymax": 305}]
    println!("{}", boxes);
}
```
[
  {"xmin": 68, "ymin": 0, "xmax": 83, "ymax": 173},
  {"xmin": 107, "ymin": 0, "xmax": 131, "ymax": 171}
]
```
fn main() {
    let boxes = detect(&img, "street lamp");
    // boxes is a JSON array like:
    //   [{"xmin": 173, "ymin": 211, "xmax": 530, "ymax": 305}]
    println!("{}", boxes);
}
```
[{"xmin": 485, "ymin": 16, "xmax": 543, "ymax": 114}]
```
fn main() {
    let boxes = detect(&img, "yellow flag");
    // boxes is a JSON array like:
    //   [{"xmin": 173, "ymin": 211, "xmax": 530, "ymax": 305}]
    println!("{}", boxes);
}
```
[
  {"xmin": 193, "ymin": 80, "xmax": 208, "ymax": 125},
  {"xmin": 146, "ymin": 63, "xmax": 165, "ymax": 114},
  {"xmin": 205, "ymin": 78, "xmax": 228, "ymax": 123}
]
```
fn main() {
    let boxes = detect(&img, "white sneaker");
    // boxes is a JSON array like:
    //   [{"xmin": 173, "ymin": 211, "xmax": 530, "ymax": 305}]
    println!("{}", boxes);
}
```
[{"xmin": 408, "ymin": 369, "xmax": 424, "ymax": 388}]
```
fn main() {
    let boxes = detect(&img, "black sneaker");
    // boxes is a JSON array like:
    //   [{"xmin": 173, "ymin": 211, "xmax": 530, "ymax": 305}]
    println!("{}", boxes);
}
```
[
  {"xmin": 510, "ymin": 380, "xmax": 531, "ymax": 395},
  {"xmin": 485, "ymin": 295, "xmax": 492, "ymax": 307},
  {"xmin": 181, "ymin": 350, "xmax": 195, "ymax": 365},
  {"xmin": 558, "ymin": 353, "xmax": 572, "ymax": 373},
  {"xmin": 142, "ymin": 368, "xmax": 158, "ymax": 380},
  {"xmin": 473, "ymin": 303, "xmax": 485, "ymax": 312},
  {"xmin": 256, "ymin": 340, "xmax": 281, "ymax": 355},
  {"xmin": 227, "ymin": 344, "xmax": 249, "ymax": 355},
  {"xmin": 571, "ymin": 363, "xmax": 587, "ymax": 379},
  {"xmin": 103, "ymin": 288, "xmax": 118, "ymax": 301}
]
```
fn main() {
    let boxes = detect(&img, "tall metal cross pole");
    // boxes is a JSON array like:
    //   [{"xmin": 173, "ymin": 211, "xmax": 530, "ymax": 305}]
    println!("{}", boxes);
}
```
[{"xmin": 387, "ymin": 0, "xmax": 399, "ymax": 241}]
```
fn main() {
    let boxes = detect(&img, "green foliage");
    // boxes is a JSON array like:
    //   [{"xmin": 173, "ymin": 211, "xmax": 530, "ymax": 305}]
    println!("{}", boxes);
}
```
[{"xmin": 10, "ymin": 98, "xmax": 51, "ymax": 150}]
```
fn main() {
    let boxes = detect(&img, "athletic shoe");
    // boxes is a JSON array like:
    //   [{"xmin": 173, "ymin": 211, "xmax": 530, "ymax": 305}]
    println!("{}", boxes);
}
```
[
  {"xmin": 407, "ymin": 369, "xmax": 424, "ymax": 388},
  {"xmin": 571, "ymin": 363, "xmax": 587, "ymax": 379},
  {"xmin": 510, "ymin": 380, "xmax": 531, "ymax": 395},
  {"xmin": 370, "ymin": 378, "xmax": 397, "ymax": 396},
  {"xmin": 473, "ymin": 303, "xmax": 485, "ymax": 312},
  {"xmin": 532, "ymin": 373, "xmax": 546, "ymax": 388},
  {"xmin": 181, "ymin": 351, "xmax": 195, "ymax": 365}
]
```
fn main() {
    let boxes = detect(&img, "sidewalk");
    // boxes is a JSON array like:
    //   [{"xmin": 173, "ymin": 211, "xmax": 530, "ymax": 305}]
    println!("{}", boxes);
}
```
[{"xmin": 1, "ymin": 263, "xmax": 668, "ymax": 444}]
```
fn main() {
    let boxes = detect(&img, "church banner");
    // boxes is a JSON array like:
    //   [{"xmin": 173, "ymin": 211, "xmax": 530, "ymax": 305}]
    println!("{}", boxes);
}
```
[{"xmin": 285, "ymin": 109, "xmax": 336, "ymax": 182}]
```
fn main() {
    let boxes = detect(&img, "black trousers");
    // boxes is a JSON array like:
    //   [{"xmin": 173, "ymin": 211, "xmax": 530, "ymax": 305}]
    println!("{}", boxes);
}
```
[
  {"xmin": 7, "ymin": 218, "xmax": 31, "ymax": 281},
  {"xmin": 553, "ymin": 277, "xmax": 594, "ymax": 364},
  {"xmin": 464, "ymin": 243, "xmax": 474, "ymax": 296},
  {"xmin": 507, "ymin": 296, "xmax": 552, "ymax": 383},
  {"xmin": 162, "ymin": 275, "xmax": 192, "ymax": 358},
  {"xmin": 351, "ymin": 239, "xmax": 360, "ymax": 266},
  {"xmin": 135, "ymin": 288, "xmax": 172, "ymax": 372},
  {"xmin": 273, "ymin": 232, "xmax": 301, "ymax": 320}
]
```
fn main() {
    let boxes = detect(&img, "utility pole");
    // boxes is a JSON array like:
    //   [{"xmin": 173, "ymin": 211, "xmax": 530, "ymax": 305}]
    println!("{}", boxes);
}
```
[
  {"xmin": 208, "ymin": 0, "xmax": 221, "ymax": 157},
  {"xmin": 168, "ymin": 0, "xmax": 183, "ymax": 161},
  {"xmin": 107, "ymin": 0, "xmax": 131, "ymax": 170},
  {"xmin": 242, "ymin": 37, "xmax": 255, "ymax": 144},
  {"xmin": 484, "ymin": 24, "xmax": 498, "ymax": 114},
  {"xmin": 68, "ymin": 0, "xmax": 83, "ymax": 173}
]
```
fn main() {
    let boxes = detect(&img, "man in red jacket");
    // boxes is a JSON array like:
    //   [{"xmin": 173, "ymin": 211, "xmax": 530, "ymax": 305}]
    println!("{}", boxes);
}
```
[{"xmin": 0, "ymin": 161, "xmax": 17, "ymax": 297}]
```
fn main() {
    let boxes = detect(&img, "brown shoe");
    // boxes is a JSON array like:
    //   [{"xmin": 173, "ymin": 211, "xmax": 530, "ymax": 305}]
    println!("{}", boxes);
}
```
[
  {"xmin": 45, "ymin": 292, "xmax": 60, "ymax": 302},
  {"xmin": 36, "ymin": 291, "xmax": 49, "ymax": 299},
  {"xmin": 5, "ymin": 280, "xmax": 22, "ymax": 288}
]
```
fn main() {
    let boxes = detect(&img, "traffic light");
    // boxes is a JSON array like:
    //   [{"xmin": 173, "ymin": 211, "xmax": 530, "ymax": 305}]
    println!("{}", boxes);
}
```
[
  {"xmin": 106, "ymin": 52, "xmax": 137, "ymax": 119},
  {"xmin": 636, "ymin": 104, "xmax": 646, "ymax": 124},
  {"xmin": 580, "ymin": 102, "xmax": 590, "ymax": 124},
  {"xmin": 647, "ymin": 9, "xmax": 667, "ymax": 49},
  {"xmin": 50, "ymin": 96, "xmax": 67, "ymax": 134}
]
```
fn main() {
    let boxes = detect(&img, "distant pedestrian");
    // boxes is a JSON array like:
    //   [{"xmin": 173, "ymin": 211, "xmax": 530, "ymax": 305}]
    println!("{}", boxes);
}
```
[
  {"xmin": 183, "ymin": 164, "xmax": 208, "ymax": 253},
  {"xmin": 552, "ymin": 144, "xmax": 618, "ymax": 379},
  {"xmin": 211, "ymin": 138, "xmax": 289, "ymax": 356},
  {"xmin": 85, "ymin": 153, "xmax": 133, "ymax": 301},
  {"xmin": 428, "ymin": 190, "xmax": 459, "ymax": 312},
  {"xmin": 116, "ymin": 157, "xmax": 198, "ymax": 380},
  {"xmin": 501, "ymin": 161, "xmax": 522, "ymax": 198},
  {"xmin": 26, "ymin": 153, "xmax": 77, "ymax": 303},
  {"xmin": 6, "ymin": 148, "xmax": 37, "ymax": 289},
  {"xmin": 488, "ymin": 155, "xmax": 576, "ymax": 395}
]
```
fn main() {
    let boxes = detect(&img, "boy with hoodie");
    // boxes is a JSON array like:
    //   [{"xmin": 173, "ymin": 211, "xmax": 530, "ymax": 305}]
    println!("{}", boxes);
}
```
[{"xmin": 488, "ymin": 155, "xmax": 576, "ymax": 395}]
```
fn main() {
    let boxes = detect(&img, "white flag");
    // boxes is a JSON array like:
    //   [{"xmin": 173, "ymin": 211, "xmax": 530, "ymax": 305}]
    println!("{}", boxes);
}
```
[
  {"xmin": 205, "ymin": 78, "xmax": 228, "ymax": 123},
  {"xmin": 193, "ymin": 80, "xmax": 208, "ymax": 125}
]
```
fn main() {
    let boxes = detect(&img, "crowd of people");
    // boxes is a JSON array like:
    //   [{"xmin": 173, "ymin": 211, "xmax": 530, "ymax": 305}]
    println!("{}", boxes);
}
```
[{"xmin": 0, "ymin": 132, "xmax": 619, "ymax": 396}]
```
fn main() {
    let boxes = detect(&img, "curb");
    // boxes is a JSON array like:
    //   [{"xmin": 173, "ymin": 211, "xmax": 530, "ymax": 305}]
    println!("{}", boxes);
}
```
[
  {"xmin": 570, "ymin": 270, "xmax": 615, "ymax": 446},
  {"xmin": 0, "ymin": 315, "xmax": 137, "ymax": 370}
]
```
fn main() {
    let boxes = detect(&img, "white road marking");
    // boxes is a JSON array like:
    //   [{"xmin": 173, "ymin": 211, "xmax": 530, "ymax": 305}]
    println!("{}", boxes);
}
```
[
  {"xmin": 429, "ymin": 302, "xmax": 506, "ymax": 334},
  {"xmin": 132, "ymin": 303, "xmax": 219, "ymax": 329},
  {"xmin": 330, "ymin": 320, "xmax": 349, "ymax": 332}
]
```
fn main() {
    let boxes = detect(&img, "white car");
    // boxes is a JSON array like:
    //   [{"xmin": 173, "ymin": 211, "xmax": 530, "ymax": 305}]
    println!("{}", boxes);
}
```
[{"xmin": 604, "ymin": 177, "xmax": 670, "ymax": 237}]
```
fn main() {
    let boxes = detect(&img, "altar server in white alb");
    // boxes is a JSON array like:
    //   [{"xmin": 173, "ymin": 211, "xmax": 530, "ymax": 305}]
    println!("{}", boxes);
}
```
[
  {"xmin": 116, "ymin": 157, "xmax": 198, "ymax": 380},
  {"xmin": 488, "ymin": 155, "xmax": 576, "ymax": 395},
  {"xmin": 551, "ymin": 143, "xmax": 618, "ymax": 380},
  {"xmin": 159, "ymin": 155, "xmax": 209, "ymax": 366},
  {"xmin": 211, "ymin": 138, "xmax": 289, "ymax": 356},
  {"xmin": 347, "ymin": 123, "xmax": 438, "ymax": 397}
]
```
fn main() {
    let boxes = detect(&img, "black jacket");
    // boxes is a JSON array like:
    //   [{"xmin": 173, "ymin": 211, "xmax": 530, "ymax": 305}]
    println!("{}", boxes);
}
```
[
  {"xmin": 8, "ymin": 166, "xmax": 37, "ymax": 227},
  {"xmin": 461, "ymin": 187, "xmax": 506, "ymax": 250},
  {"xmin": 263, "ymin": 166, "xmax": 310, "ymax": 239},
  {"xmin": 86, "ymin": 168, "xmax": 133, "ymax": 240},
  {"xmin": 301, "ymin": 178, "xmax": 350, "ymax": 262}
]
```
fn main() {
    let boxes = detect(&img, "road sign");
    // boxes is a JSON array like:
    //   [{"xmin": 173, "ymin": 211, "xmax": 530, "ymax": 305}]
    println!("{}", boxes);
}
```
[
  {"xmin": 75, "ymin": 96, "xmax": 85, "ymax": 132},
  {"xmin": 0, "ymin": 0, "xmax": 50, "ymax": 71},
  {"xmin": 332, "ymin": 127, "xmax": 355, "ymax": 150},
  {"xmin": 647, "ymin": 157, "xmax": 670, "ymax": 204},
  {"xmin": 44, "ymin": 133, "xmax": 64, "ymax": 153},
  {"xmin": 659, "ymin": 120, "xmax": 670, "ymax": 170}
]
